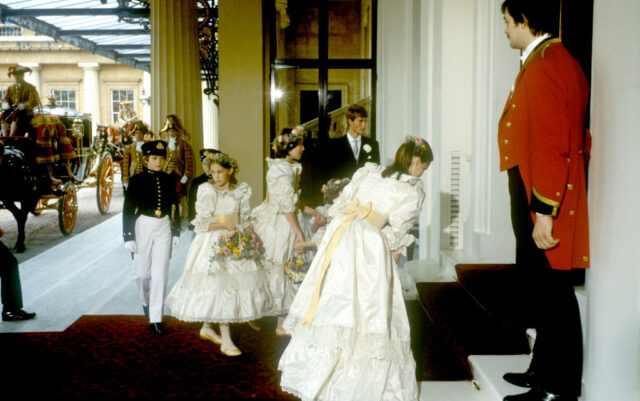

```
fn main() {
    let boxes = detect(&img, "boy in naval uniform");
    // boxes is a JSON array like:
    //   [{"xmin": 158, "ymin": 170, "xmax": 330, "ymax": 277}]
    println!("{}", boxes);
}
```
[{"xmin": 123, "ymin": 140, "xmax": 181, "ymax": 335}]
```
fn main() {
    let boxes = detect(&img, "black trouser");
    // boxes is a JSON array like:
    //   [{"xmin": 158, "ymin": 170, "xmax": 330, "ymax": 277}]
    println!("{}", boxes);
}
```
[
  {"xmin": 508, "ymin": 167, "xmax": 583, "ymax": 397},
  {"xmin": 0, "ymin": 240, "xmax": 24, "ymax": 311}
]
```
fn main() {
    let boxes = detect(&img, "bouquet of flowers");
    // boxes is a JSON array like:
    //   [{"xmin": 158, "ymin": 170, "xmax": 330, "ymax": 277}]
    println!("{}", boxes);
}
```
[
  {"xmin": 284, "ymin": 250, "xmax": 313, "ymax": 284},
  {"xmin": 211, "ymin": 228, "xmax": 263, "ymax": 262}
]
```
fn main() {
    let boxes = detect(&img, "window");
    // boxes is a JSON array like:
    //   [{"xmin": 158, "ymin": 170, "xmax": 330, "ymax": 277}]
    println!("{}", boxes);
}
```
[
  {"xmin": 111, "ymin": 89, "xmax": 134, "ymax": 123},
  {"xmin": 268, "ymin": 0, "xmax": 377, "ymax": 206},
  {"xmin": 53, "ymin": 89, "xmax": 77, "ymax": 110},
  {"xmin": 0, "ymin": 24, "xmax": 22, "ymax": 36}
]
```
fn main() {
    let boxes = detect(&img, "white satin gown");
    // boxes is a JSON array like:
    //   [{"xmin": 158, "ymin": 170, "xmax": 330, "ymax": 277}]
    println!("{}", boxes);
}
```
[
  {"xmin": 166, "ymin": 182, "xmax": 272, "ymax": 323},
  {"xmin": 278, "ymin": 163, "xmax": 424, "ymax": 401},
  {"xmin": 250, "ymin": 157, "xmax": 312, "ymax": 315}
]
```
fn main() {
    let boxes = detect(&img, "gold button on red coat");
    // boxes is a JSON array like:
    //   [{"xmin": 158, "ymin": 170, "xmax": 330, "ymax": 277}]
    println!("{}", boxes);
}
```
[
  {"xmin": 504, "ymin": 139, "xmax": 509, "ymax": 145},
  {"xmin": 506, "ymin": 122, "xmax": 512, "ymax": 128}
]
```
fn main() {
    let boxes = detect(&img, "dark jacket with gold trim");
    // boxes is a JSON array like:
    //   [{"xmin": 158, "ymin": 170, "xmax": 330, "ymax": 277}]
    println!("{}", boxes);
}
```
[{"xmin": 122, "ymin": 169, "xmax": 181, "ymax": 241}]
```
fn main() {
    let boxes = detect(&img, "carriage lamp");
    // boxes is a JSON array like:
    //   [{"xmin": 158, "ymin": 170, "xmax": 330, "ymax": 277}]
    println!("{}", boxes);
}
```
[{"xmin": 72, "ymin": 118, "xmax": 84, "ymax": 138}]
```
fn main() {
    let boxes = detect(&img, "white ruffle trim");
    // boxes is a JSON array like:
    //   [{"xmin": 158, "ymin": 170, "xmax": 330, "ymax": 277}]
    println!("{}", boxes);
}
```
[
  {"xmin": 166, "ymin": 270, "xmax": 273, "ymax": 323},
  {"xmin": 278, "ymin": 322, "xmax": 418, "ymax": 401},
  {"xmin": 282, "ymin": 318, "xmax": 413, "ymax": 364}
]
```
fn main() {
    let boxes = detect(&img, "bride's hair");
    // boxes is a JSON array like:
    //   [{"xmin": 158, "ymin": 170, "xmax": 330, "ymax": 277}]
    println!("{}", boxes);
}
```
[{"xmin": 382, "ymin": 136, "xmax": 433, "ymax": 179}]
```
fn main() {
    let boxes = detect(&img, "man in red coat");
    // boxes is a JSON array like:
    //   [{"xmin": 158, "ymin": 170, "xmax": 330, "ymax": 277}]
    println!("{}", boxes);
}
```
[{"xmin": 498, "ymin": 1, "xmax": 590, "ymax": 400}]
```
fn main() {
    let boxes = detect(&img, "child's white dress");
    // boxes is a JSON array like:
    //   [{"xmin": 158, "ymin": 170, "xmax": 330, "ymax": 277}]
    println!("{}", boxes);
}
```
[
  {"xmin": 250, "ymin": 157, "xmax": 311, "ymax": 315},
  {"xmin": 310, "ymin": 204, "xmax": 331, "ymax": 246},
  {"xmin": 278, "ymin": 163, "xmax": 424, "ymax": 401},
  {"xmin": 166, "ymin": 182, "xmax": 272, "ymax": 323}
]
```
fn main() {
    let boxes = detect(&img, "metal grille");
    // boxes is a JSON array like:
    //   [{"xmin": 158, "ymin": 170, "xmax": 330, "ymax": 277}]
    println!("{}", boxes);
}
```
[{"xmin": 449, "ymin": 151, "xmax": 462, "ymax": 249}]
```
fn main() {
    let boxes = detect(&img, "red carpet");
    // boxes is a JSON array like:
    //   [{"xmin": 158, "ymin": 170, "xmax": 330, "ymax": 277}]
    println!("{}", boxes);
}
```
[{"xmin": 0, "ymin": 315, "xmax": 298, "ymax": 400}]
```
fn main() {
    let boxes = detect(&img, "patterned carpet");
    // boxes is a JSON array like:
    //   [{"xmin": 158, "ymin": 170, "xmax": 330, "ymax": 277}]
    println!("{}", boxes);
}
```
[{"xmin": 0, "ymin": 315, "xmax": 298, "ymax": 400}]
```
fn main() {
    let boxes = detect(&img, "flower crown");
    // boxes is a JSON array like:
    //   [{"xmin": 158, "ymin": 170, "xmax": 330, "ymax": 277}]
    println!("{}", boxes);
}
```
[
  {"xmin": 271, "ymin": 125, "xmax": 305, "ymax": 152},
  {"xmin": 405, "ymin": 135, "xmax": 429, "ymax": 150},
  {"xmin": 321, "ymin": 177, "xmax": 351, "ymax": 194},
  {"xmin": 206, "ymin": 151, "xmax": 239, "ymax": 173}
]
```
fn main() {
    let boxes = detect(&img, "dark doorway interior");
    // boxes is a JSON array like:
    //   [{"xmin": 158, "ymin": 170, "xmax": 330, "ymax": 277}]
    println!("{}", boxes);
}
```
[{"xmin": 299, "ymin": 90, "xmax": 342, "ymax": 125}]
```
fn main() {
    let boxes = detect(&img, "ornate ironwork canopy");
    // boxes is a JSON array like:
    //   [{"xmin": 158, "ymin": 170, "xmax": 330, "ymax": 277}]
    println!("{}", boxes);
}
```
[{"xmin": 0, "ymin": 0, "xmax": 218, "ymax": 95}]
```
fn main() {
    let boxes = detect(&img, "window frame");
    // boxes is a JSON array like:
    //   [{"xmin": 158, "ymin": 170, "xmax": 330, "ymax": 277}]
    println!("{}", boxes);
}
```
[{"xmin": 267, "ymin": 0, "xmax": 377, "ymax": 143}]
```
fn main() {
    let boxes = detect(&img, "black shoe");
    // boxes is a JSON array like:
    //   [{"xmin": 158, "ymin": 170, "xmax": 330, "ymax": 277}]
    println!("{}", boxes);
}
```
[
  {"xmin": 504, "ymin": 388, "xmax": 577, "ymax": 401},
  {"xmin": 2, "ymin": 309, "xmax": 37, "ymax": 321},
  {"xmin": 150, "ymin": 322, "xmax": 167, "ymax": 336},
  {"xmin": 504, "ymin": 369, "xmax": 538, "ymax": 388}
]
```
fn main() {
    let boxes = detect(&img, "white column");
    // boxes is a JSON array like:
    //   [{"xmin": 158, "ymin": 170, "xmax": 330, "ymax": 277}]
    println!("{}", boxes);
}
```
[
  {"xmin": 21, "ymin": 63, "xmax": 42, "ymax": 106},
  {"xmin": 79, "ymin": 63, "xmax": 101, "ymax": 135},
  {"xmin": 142, "ymin": 71, "xmax": 151, "ymax": 125},
  {"xmin": 583, "ymin": 1, "xmax": 640, "ymax": 400},
  {"xmin": 150, "ymin": 0, "xmax": 203, "ymax": 147},
  {"xmin": 201, "ymin": 80, "xmax": 218, "ymax": 149}
]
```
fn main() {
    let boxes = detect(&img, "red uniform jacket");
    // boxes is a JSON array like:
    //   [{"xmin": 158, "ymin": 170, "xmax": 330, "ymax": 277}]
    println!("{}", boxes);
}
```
[{"xmin": 498, "ymin": 39, "xmax": 590, "ymax": 270}]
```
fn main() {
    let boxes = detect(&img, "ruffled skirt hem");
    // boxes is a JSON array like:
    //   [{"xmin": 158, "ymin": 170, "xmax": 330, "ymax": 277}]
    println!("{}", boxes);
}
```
[{"xmin": 167, "ymin": 284, "xmax": 272, "ymax": 323}]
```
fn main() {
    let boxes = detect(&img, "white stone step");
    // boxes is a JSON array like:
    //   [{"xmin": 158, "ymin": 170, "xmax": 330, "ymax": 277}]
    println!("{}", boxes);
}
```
[
  {"xmin": 468, "ymin": 354, "xmax": 532, "ymax": 401},
  {"xmin": 419, "ymin": 381, "xmax": 486, "ymax": 401}
]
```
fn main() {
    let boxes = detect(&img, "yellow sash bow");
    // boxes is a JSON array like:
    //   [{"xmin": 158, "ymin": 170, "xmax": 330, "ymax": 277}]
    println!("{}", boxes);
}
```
[
  {"xmin": 302, "ymin": 199, "xmax": 385, "ymax": 325},
  {"xmin": 215, "ymin": 214, "xmax": 238, "ymax": 225}
]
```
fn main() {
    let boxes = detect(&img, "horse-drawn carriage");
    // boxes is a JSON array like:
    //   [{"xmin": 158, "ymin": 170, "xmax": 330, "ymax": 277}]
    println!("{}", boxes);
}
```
[{"xmin": 0, "ymin": 107, "xmax": 121, "ymax": 252}]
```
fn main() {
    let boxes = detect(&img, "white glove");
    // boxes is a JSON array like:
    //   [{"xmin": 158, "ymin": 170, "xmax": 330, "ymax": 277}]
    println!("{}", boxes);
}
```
[
  {"xmin": 172, "ymin": 236, "xmax": 180, "ymax": 247},
  {"xmin": 124, "ymin": 241, "xmax": 137, "ymax": 253},
  {"xmin": 180, "ymin": 175, "xmax": 188, "ymax": 184},
  {"xmin": 17, "ymin": 103, "xmax": 25, "ymax": 110}
]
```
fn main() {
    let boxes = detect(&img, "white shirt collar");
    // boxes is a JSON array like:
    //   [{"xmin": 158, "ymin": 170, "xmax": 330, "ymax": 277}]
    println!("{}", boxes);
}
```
[
  {"xmin": 520, "ymin": 33, "xmax": 551, "ymax": 65},
  {"xmin": 347, "ymin": 132, "xmax": 361, "ymax": 144}
]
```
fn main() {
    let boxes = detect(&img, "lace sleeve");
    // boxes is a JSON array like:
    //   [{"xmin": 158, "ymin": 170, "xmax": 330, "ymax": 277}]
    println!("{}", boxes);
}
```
[
  {"xmin": 192, "ymin": 184, "xmax": 219, "ymax": 234},
  {"xmin": 238, "ymin": 183, "xmax": 253, "ymax": 226},
  {"xmin": 267, "ymin": 166, "xmax": 298, "ymax": 213},
  {"xmin": 381, "ymin": 183, "xmax": 425, "ymax": 256}
]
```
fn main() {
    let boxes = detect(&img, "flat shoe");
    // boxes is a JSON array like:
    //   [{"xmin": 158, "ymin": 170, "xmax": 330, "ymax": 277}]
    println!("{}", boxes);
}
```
[
  {"xmin": 275, "ymin": 327, "xmax": 289, "ymax": 336},
  {"xmin": 221, "ymin": 343, "xmax": 242, "ymax": 357},
  {"xmin": 200, "ymin": 328, "xmax": 222, "ymax": 344},
  {"xmin": 248, "ymin": 321, "xmax": 261, "ymax": 331}
]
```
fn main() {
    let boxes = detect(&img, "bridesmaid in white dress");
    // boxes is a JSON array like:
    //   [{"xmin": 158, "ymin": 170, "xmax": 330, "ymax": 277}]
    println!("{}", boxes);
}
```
[
  {"xmin": 278, "ymin": 136, "xmax": 434, "ymax": 401},
  {"xmin": 250, "ymin": 127, "xmax": 321, "ymax": 335},
  {"xmin": 166, "ymin": 152, "xmax": 272, "ymax": 356}
]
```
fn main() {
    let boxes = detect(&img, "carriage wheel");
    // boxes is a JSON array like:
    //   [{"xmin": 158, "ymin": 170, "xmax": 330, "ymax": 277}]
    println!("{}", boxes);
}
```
[
  {"xmin": 58, "ymin": 182, "xmax": 78, "ymax": 236},
  {"xmin": 96, "ymin": 152, "xmax": 114, "ymax": 214}
]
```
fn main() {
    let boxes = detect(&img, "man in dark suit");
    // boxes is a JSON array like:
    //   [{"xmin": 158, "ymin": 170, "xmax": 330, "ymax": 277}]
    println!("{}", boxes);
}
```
[
  {"xmin": 0, "ymin": 142, "xmax": 36, "ymax": 322},
  {"xmin": 328, "ymin": 104, "xmax": 380, "ymax": 180},
  {"xmin": 498, "ymin": 1, "xmax": 589, "ymax": 400}
]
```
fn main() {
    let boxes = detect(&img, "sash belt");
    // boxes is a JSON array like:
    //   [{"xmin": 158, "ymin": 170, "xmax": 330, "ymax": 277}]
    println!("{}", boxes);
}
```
[
  {"xmin": 215, "ymin": 214, "xmax": 238, "ymax": 225},
  {"xmin": 302, "ymin": 199, "xmax": 385, "ymax": 325}
]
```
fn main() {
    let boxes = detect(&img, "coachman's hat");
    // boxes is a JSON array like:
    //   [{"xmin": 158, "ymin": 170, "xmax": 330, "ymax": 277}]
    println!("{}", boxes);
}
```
[
  {"xmin": 142, "ymin": 140, "xmax": 167, "ymax": 157},
  {"xmin": 7, "ymin": 65, "xmax": 32, "ymax": 77}
]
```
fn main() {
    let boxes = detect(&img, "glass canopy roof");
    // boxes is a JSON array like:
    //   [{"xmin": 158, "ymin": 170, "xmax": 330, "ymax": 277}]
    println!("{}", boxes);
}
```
[{"xmin": 0, "ymin": 0, "xmax": 150, "ymax": 71}]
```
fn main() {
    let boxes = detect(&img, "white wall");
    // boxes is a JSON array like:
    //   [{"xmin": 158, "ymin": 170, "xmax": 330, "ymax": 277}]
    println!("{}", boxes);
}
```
[
  {"xmin": 377, "ymin": 0, "xmax": 515, "ymax": 264},
  {"xmin": 583, "ymin": 1, "xmax": 640, "ymax": 399},
  {"xmin": 466, "ymin": 0, "xmax": 517, "ymax": 263}
]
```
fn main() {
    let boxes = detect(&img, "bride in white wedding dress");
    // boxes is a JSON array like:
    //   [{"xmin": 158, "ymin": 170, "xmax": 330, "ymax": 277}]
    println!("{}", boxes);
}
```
[{"xmin": 278, "ymin": 136, "xmax": 434, "ymax": 401}]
